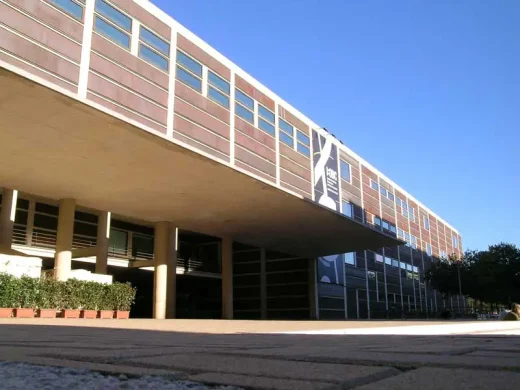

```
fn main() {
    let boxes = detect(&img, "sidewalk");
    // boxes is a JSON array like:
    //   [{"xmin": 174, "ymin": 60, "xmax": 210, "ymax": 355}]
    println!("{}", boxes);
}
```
[{"xmin": 0, "ymin": 319, "xmax": 519, "ymax": 389}]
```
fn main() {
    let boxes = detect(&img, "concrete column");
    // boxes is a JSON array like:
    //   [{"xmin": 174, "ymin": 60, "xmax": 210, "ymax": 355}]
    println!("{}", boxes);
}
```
[
  {"xmin": 26, "ymin": 200, "xmax": 35, "ymax": 246},
  {"xmin": 95, "ymin": 211, "xmax": 111, "ymax": 274},
  {"xmin": 54, "ymin": 198, "xmax": 75, "ymax": 281},
  {"xmin": 221, "ymin": 236, "xmax": 233, "ymax": 319},
  {"xmin": 153, "ymin": 222, "xmax": 176, "ymax": 319},
  {"xmin": 0, "ymin": 189, "xmax": 17, "ymax": 251}
]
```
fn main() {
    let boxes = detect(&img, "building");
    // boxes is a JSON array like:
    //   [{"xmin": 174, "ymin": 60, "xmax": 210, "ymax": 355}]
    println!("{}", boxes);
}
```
[{"xmin": 0, "ymin": 0, "xmax": 463, "ymax": 319}]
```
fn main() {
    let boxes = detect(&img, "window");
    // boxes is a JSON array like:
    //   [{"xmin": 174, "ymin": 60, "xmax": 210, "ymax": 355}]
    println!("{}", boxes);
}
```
[
  {"xmin": 370, "ymin": 180, "xmax": 379, "ymax": 190},
  {"xmin": 94, "ymin": 0, "xmax": 131, "ymax": 48},
  {"xmin": 139, "ymin": 27, "xmax": 170, "ymax": 70},
  {"xmin": 235, "ymin": 89, "xmax": 254, "ymax": 124},
  {"xmin": 208, "ymin": 71, "xmax": 230, "ymax": 108},
  {"xmin": 392, "ymin": 259, "xmax": 400, "ymax": 267},
  {"xmin": 404, "ymin": 232, "xmax": 411, "ymax": 247},
  {"xmin": 413, "ymin": 266, "xmax": 419, "ymax": 273},
  {"xmin": 424, "ymin": 215, "xmax": 430, "ymax": 231},
  {"xmin": 382, "ymin": 221, "xmax": 390, "ymax": 230},
  {"xmin": 50, "ymin": 0, "xmax": 84, "ymax": 20},
  {"xmin": 340, "ymin": 160, "xmax": 351, "ymax": 182},
  {"xmin": 400, "ymin": 262, "xmax": 407, "ymax": 270},
  {"xmin": 411, "ymin": 235, "xmax": 417, "ymax": 249},
  {"xmin": 409, "ymin": 207, "xmax": 415, "ymax": 222},
  {"xmin": 258, "ymin": 105, "xmax": 275, "ymax": 136},
  {"xmin": 176, "ymin": 51, "xmax": 202, "ymax": 92},
  {"xmin": 397, "ymin": 228, "xmax": 404, "ymax": 238},
  {"xmin": 385, "ymin": 257, "xmax": 392, "ymax": 266},
  {"xmin": 279, "ymin": 118, "xmax": 294, "ymax": 147},
  {"xmin": 441, "ymin": 250, "xmax": 447, "ymax": 259},
  {"xmin": 375, "ymin": 253, "xmax": 383, "ymax": 263},
  {"xmin": 342, "ymin": 201, "xmax": 353, "ymax": 218},
  {"xmin": 389, "ymin": 224, "xmax": 397, "ymax": 234},
  {"xmin": 296, "ymin": 130, "xmax": 310, "ymax": 157},
  {"xmin": 452, "ymin": 235, "xmax": 459, "ymax": 249},
  {"xmin": 388, "ymin": 192, "xmax": 395, "ymax": 201},
  {"xmin": 374, "ymin": 216, "xmax": 381, "ymax": 227},
  {"xmin": 426, "ymin": 243, "xmax": 432, "ymax": 256},
  {"xmin": 344, "ymin": 252, "xmax": 355, "ymax": 266},
  {"xmin": 380, "ymin": 186, "xmax": 388, "ymax": 197},
  {"xmin": 406, "ymin": 264, "xmax": 413, "ymax": 271}
]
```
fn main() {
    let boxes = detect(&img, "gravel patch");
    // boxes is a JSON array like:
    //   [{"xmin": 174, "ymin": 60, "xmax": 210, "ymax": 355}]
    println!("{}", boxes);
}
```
[{"xmin": 0, "ymin": 362, "xmax": 241, "ymax": 389}]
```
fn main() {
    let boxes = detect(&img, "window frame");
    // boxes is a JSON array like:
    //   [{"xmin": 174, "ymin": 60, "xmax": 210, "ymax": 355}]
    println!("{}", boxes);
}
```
[
  {"xmin": 235, "ymin": 88, "xmax": 255, "ymax": 125},
  {"xmin": 208, "ymin": 70, "xmax": 230, "ymax": 109},
  {"xmin": 341, "ymin": 201, "xmax": 353, "ymax": 218},
  {"xmin": 296, "ymin": 130, "xmax": 310, "ymax": 157},
  {"xmin": 370, "ymin": 180, "xmax": 379, "ymax": 191},
  {"xmin": 175, "ymin": 50, "xmax": 203, "ymax": 92},
  {"xmin": 278, "ymin": 118, "xmax": 294, "ymax": 147},
  {"xmin": 340, "ymin": 160, "xmax": 351, "ymax": 183},
  {"xmin": 49, "ymin": 0, "xmax": 85, "ymax": 21}
]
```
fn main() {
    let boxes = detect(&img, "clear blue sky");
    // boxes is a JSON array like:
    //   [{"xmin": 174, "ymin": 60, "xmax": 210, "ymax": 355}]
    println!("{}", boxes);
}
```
[{"xmin": 153, "ymin": 0, "xmax": 519, "ymax": 251}]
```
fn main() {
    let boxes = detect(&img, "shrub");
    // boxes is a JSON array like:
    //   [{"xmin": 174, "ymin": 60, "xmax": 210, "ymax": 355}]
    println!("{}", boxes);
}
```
[
  {"xmin": 17, "ymin": 275, "xmax": 39, "ymax": 309},
  {"xmin": 37, "ymin": 278, "xmax": 61, "ymax": 310},
  {"xmin": 110, "ymin": 283, "xmax": 136, "ymax": 311},
  {"xmin": 0, "ymin": 273, "xmax": 19, "ymax": 308}
]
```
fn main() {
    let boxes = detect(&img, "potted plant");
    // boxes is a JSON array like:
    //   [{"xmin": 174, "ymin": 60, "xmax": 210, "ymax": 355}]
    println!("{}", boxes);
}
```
[
  {"xmin": 112, "ymin": 282, "xmax": 136, "ymax": 319},
  {"xmin": 0, "ymin": 273, "xmax": 18, "ymax": 318},
  {"xmin": 80, "ymin": 281, "xmax": 101, "ymax": 319},
  {"xmin": 60, "ymin": 279, "xmax": 81, "ymax": 318},
  {"xmin": 14, "ymin": 275, "xmax": 37, "ymax": 318},
  {"xmin": 36, "ymin": 277, "xmax": 59, "ymax": 318},
  {"xmin": 98, "ymin": 283, "xmax": 114, "ymax": 319}
]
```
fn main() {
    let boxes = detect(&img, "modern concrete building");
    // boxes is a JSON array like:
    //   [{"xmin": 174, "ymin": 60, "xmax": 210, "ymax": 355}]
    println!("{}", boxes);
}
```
[{"xmin": 0, "ymin": 0, "xmax": 463, "ymax": 319}]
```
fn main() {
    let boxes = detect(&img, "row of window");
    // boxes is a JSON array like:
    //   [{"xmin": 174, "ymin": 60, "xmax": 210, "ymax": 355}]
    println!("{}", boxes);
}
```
[
  {"xmin": 176, "ymin": 50, "xmax": 311, "ymax": 157},
  {"xmin": 374, "ymin": 216, "xmax": 397, "ymax": 234},
  {"xmin": 51, "ymin": 0, "xmax": 170, "ymax": 72},
  {"xmin": 374, "ymin": 253, "xmax": 420, "ymax": 274}
]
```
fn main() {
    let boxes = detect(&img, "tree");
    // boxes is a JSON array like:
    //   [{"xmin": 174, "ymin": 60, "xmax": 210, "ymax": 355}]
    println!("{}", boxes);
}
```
[{"xmin": 425, "ymin": 243, "xmax": 520, "ymax": 306}]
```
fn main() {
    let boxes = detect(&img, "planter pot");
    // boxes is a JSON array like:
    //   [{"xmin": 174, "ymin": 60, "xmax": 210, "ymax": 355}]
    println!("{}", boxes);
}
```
[
  {"xmin": 98, "ymin": 310, "xmax": 114, "ymax": 319},
  {"xmin": 80, "ymin": 310, "xmax": 97, "ymax": 319},
  {"xmin": 61, "ymin": 309, "xmax": 80, "ymax": 319},
  {"xmin": 14, "ymin": 308, "xmax": 34, "ymax": 318},
  {"xmin": 114, "ymin": 310, "xmax": 130, "ymax": 319},
  {"xmin": 37, "ymin": 309, "xmax": 56, "ymax": 318},
  {"xmin": 0, "ymin": 308, "xmax": 13, "ymax": 318}
]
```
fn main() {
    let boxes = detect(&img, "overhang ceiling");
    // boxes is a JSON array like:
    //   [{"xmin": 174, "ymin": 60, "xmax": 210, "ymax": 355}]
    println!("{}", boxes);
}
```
[{"xmin": 0, "ymin": 69, "xmax": 401, "ymax": 257}]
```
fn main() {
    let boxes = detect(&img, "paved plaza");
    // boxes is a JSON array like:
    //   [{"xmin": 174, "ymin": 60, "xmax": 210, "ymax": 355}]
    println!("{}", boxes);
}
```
[{"xmin": 0, "ymin": 319, "xmax": 519, "ymax": 389}]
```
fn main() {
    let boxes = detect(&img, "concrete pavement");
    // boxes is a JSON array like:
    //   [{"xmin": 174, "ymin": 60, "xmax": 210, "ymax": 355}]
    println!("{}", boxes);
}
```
[{"xmin": 0, "ymin": 319, "xmax": 519, "ymax": 389}]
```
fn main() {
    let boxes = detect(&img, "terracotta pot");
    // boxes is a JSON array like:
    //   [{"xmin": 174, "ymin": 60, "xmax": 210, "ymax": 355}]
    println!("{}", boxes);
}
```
[
  {"xmin": 114, "ymin": 310, "xmax": 129, "ymax": 319},
  {"xmin": 80, "ymin": 310, "xmax": 97, "ymax": 319},
  {"xmin": 98, "ymin": 310, "xmax": 114, "ymax": 319},
  {"xmin": 61, "ymin": 309, "xmax": 80, "ymax": 319},
  {"xmin": 0, "ymin": 308, "xmax": 13, "ymax": 318},
  {"xmin": 14, "ymin": 308, "xmax": 34, "ymax": 318},
  {"xmin": 37, "ymin": 309, "xmax": 56, "ymax": 318}
]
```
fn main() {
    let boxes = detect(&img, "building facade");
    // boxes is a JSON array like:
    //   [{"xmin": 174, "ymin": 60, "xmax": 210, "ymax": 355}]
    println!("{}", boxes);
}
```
[{"xmin": 0, "ymin": 0, "xmax": 463, "ymax": 319}]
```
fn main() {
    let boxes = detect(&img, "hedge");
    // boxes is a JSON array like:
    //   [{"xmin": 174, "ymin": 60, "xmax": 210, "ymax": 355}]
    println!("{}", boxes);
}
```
[{"xmin": 0, "ymin": 273, "xmax": 136, "ymax": 311}]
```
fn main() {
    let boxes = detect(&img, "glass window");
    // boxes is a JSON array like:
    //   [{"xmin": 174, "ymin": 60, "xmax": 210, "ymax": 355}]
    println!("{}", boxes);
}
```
[
  {"xmin": 258, "ymin": 118, "xmax": 275, "ymax": 136},
  {"xmin": 390, "ymin": 224, "xmax": 397, "ymax": 233},
  {"xmin": 371, "ymin": 180, "xmax": 379, "ymax": 190},
  {"xmin": 441, "ymin": 250, "xmax": 447, "ymax": 259},
  {"xmin": 208, "ymin": 87, "xmax": 230, "ymax": 108},
  {"xmin": 279, "ymin": 131, "xmax": 293, "ymax": 147},
  {"xmin": 382, "ymin": 221, "xmax": 390, "ymax": 230},
  {"xmin": 345, "ymin": 252, "xmax": 355, "ymax": 266},
  {"xmin": 413, "ymin": 266, "xmax": 419, "ymax": 273},
  {"xmin": 397, "ymin": 228, "xmax": 404, "ymax": 238},
  {"xmin": 388, "ymin": 192, "xmax": 395, "ymax": 201},
  {"xmin": 95, "ymin": 0, "xmax": 131, "ymax": 32},
  {"xmin": 424, "ymin": 216, "xmax": 430, "ymax": 230},
  {"xmin": 176, "ymin": 51, "xmax": 202, "ymax": 77},
  {"xmin": 385, "ymin": 257, "xmax": 392, "ymax": 266},
  {"xmin": 208, "ymin": 71, "xmax": 230, "ymax": 95},
  {"xmin": 340, "ymin": 160, "xmax": 351, "ymax": 182},
  {"xmin": 402, "ymin": 203, "xmax": 408, "ymax": 211},
  {"xmin": 235, "ymin": 89, "xmax": 254, "ymax": 110},
  {"xmin": 392, "ymin": 259, "xmax": 399, "ymax": 267},
  {"xmin": 411, "ymin": 235, "xmax": 417, "ymax": 249},
  {"xmin": 139, "ymin": 44, "xmax": 168, "ymax": 70},
  {"xmin": 452, "ymin": 236, "xmax": 459, "ymax": 248},
  {"xmin": 427, "ymin": 243, "xmax": 432, "ymax": 256},
  {"xmin": 258, "ymin": 105, "xmax": 275, "ymax": 123},
  {"xmin": 380, "ymin": 186, "xmax": 388, "ymax": 197},
  {"xmin": 297, "ymin": 130, "xmax": 310, "ymax": 146},
  {"xmin": 235, "ymin": 103, "xmax": 254, "ymax": 124},
  {"xmin": 50, "ymin": 0, "xmax": 84, "ymax": 20},
  {"xmin": 400, "ymin": 262, "xmax": 406, "ymax": 270},
  {"xmin": 94, "ymin": 16, "xmax": 130, "ymax": 48},
  {"xmin": 342, "ymin": 201, "xmax": 353, "ymax": 218},
  {"xmin": 109, "ymin": 229, "xmax": 127, "ymax": 252},
  {"xmin": 374, "ymin": 216, "xmax": 381, "ymax": 226},
  {"xmin": 297, "ymin": 143, "xmax": 310, "ymax": 157},
  {"xmin": 279, "ymin": 118, "xmax": 293, "ymax": 135},
  {"xmin": 176, "ymin": 66, "xmax": 202, "ymax": 91},
  {"xmin": 375, "ymin": 253, "xmax": 383, "ymax": 262},
  {"xmin": 140, "ymin": 26, "xmax": 169, "ymax": 56}
]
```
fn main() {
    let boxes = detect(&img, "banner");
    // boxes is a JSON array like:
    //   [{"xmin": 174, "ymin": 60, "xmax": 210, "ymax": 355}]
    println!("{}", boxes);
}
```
[{"xmin": 312, "ymin": 130, "xmax": 340, "ymax": 212}]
